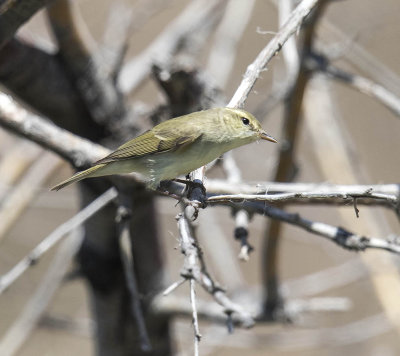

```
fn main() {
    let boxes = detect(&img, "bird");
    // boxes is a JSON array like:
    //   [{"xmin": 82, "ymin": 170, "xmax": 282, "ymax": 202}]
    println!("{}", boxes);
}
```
[{"xmin": 51, "ymin": 107, "xmax": 276, "ymax": 191}]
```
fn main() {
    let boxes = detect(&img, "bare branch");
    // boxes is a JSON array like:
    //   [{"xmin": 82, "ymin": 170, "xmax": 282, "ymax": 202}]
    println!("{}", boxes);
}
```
[
  {"xmin": 227, "ymin": 0, "xmax": 322, "ymax": 108},
  {"xmin": 217, "ymin": 200, "xmax": 400, "ymax": 255},
  {"xmin": 0, "ymin": 188, "xmax": 117, "ymax": 293},
  {"xmin": 116, "ymin": 193, "xmax": 152, "ymax": 352},
  {"xmin": 0, "ymin": 229, "xmax": 83, "ymax": 356},
  {"xmin": 190, "ymin": 279, "xmax": 201, "ymax": 356},
  {"xmin": 205, "ymin": 179, "xmax": 400, "ymax": 209},
  {"xmin": 0, "ymin": 92, "xmax": 109, "ymax": 167},
  {"xmin": 0, "ymin": 0, "xmax": 54, "ymax": 48},
  {"xmin": 176, "ymin": 213, "xmax": 255, "ymax": 328},
  {"xmin": 207, "ymin": 190, "xmax": 398, "ymax": 211}
]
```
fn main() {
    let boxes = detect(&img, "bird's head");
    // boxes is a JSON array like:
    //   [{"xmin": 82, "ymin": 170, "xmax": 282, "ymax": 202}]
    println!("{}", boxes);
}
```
[{"xmin": 223, "ymin": 108, "xmax": 277, "ymax": 144}]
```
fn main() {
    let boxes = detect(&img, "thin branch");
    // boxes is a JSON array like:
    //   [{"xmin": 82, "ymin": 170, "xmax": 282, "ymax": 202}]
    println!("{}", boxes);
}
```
[
  {"xmin": 0, "ymin": 229, "xmax": 84, "ymax": 356},
  {"xmin": 0, "ymin": 188, "xmax": 117, "ymax": 293},
  {"xmin": 0, "ymin": 0, "xmax": 54, "ymax": 48},
  {"xmin": 117, "ymin": 196, "xmax": 152, "ymax": 352},
  {"xmin": 190, "ymin": 279, "xmax": 201, "ymax": 356},
  {"xmin": 0, "ymin": 92, "xmax": 109, "ymax": 168},
  {"xmin": 227, "ymin": 0, "xmax": 321, "ymax": 108},
  {"xmin": 207, "ymin": 190, "xmax": 398, "ymax": 211},
  {"xmin": 176, "ymin": 213, "xmax": 255, "ymax": 328},
  {"xmin": 205, "ymin": 179, "xmax": 400, "ymax": 197},
  {"xmin": 215, "ymin": 200, "xmax": 400, "ymax": 255},
  {"xmin": 162, "ymin": 278, "xmax": 186, "ymax": 296}
]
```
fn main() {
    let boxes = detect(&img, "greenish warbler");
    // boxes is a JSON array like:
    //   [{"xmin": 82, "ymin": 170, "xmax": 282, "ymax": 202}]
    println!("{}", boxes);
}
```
[{"xmin": 51, "ymin": 107, "xmax": 276, "ymax": 191}]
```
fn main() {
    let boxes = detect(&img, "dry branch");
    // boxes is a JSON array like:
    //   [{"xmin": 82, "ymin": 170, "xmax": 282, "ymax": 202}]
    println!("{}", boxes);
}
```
[
  {"xmin": 176, "ymin": 213, "xmax": 255, "ymax": 328},
  {"xmin": 0, "ymin": 92, "xmax": 108, "ymax": 167},
  {"xmin": 227, "ymin": 0, "xmax": 321, "ymax": 108},
  {"xmin": 210, "ymin": 200, "xmax": 400, "ymax": 255},
  {"xmin": 207, "ymin": 190, "xmax": 399, "ymax": 211},
  {"xmin": 0, "ymin": 0, "xmax": 54, "ymax": 48},
  {"xmin": 0, "ymin": 188, "xmax": 117, "ymax": 293},
  {"xmin": 0, "ymin": 229, "xmax": 83, "ymax": 356}
]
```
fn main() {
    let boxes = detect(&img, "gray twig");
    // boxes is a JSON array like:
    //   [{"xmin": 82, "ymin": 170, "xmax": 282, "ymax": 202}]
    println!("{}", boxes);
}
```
[
  {"xmin": 0, "ymin": 229, "xmax": 84, "ymax": 356},
  {"xmin": 176, "ymin": 213, "xmax": 255, "ymax": 328},
  {"xmin": 0, "ymin": 188, "xmax": 117, "ymax": 294},
  {"xmin": 227, "ymin": 0, "xmax": 321, "ymax": 108},
  {"xmin": 117, "ymin": 193, "xmax": 152, "ymax": 352},
  {"xmin": 215, "ymin": 200, "xmax": 400, "ymax": 255},
  {"xmin": 190, "ymin": 279, "xmax": 201, "ymax": 356}
]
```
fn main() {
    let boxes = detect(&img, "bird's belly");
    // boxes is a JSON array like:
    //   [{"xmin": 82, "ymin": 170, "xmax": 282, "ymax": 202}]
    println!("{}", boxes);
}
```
[{"xmin": 149, "ymin": 142, "xmax": 225, "ymax": 183}]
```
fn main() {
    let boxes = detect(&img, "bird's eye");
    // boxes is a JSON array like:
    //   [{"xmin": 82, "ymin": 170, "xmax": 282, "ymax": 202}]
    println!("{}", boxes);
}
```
[{"xmin": 241, "ymin": 117, "xmax": 250, "ymax": 125}]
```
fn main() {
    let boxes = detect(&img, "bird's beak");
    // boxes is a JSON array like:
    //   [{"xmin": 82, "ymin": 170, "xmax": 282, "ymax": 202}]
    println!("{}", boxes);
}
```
[{"xmin": 259, "ymin": 131, "xmax": 277, "ymax": 143}]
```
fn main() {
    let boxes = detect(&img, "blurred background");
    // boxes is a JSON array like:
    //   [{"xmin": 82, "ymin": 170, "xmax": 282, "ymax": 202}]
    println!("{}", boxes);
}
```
[{"xmin": 0, "ymin": 0, "xmax": 399, "ymax": 355}]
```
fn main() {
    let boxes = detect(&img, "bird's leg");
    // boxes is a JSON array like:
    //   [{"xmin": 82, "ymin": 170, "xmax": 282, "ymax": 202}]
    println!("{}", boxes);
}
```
[
  {"xmin": 173, "ymin": 177, "xmax": 207, "ymax": 207},
  {"xmin": 157, "ymin": 181, "xmax": 182, "ymax": 201}
]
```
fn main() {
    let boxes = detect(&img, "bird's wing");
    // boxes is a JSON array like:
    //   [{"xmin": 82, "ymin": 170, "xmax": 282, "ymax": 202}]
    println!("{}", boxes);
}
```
[{"xmin": 95, "ymin": 127, "xmax": 202, "ymax": 164}]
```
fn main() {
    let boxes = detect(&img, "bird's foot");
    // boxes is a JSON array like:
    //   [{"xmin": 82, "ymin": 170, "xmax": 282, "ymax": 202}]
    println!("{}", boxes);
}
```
[{"xmin": 173, "ymin": 178, "xmax": 207, "ymax": 207}]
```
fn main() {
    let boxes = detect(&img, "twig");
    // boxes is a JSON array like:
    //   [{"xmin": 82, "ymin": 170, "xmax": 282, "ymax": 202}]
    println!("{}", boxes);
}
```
[
  {"xmin": 205, "ymin": 179, "xmax": 400, "ymax": 197},
  {"xmin": 208, "ymin": 200, "xmax": 400, "ymax": 255},
  {"xmin": 162, "ymin": 278, "xmax": 186, "ymax": 296},
  {"xmin": 0, "ymin": 0, "xmax": 54, "ymax": 48},
  {"xmin": 176, "ymin": 213, "xmax": 255, "ymax": 328},
  {"xmin": 190, "ymin": 279, "xmax": 201, "ymax": 356},
  {"xmin": 207, "ymin": 190, "xmax": 398, "ymax": 208},
  {"xmin": 0, "ymin": 229, "xmax": 84, "ymax": 356},
  {"xmin": 0, "ymin": 188, "xmax": 117, "ymax": 293},
  {"xmin": 227, "ymin": 0, "xmax": 322, "ymax": 108},
  {"xmin": 0, "ymin": 92, "xmax": 109, "ymax": 168},
  {"xmin": 117, "ymin": 194, "xmax": 152, "ymax": 352}
]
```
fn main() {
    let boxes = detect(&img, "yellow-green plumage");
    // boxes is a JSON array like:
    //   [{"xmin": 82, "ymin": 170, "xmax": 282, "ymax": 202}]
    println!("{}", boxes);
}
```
[{"xmin": 51, "ymin": 107, "xmax": 276, "ymax": 191}]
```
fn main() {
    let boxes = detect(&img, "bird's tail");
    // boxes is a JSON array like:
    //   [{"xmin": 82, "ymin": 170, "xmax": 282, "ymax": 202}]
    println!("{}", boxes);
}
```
[{"xmin": 51, "ymin": 164, "xmax": 106, "ymax": 191}]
